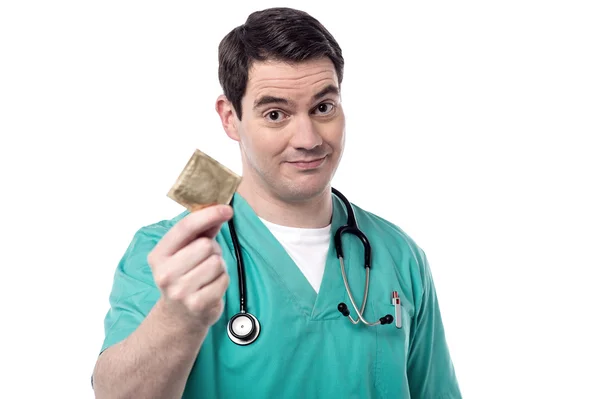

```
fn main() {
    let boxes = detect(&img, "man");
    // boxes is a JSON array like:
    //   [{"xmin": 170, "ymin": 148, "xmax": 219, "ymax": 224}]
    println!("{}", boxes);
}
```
[{"xmin": 92, "ymin": 7, "xmax": 461, "ymax": 399}]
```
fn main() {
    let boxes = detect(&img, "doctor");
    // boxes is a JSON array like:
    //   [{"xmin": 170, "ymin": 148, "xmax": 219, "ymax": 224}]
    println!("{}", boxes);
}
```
[{"xmin": 92, "ymin": 7, "xmax": 461, "ymax": 399}]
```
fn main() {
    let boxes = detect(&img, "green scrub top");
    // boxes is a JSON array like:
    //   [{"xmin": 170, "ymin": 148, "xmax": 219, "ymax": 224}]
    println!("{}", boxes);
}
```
[{"xmin": 100, "ymin": 193, "xmax": 461, "ymax": 398}]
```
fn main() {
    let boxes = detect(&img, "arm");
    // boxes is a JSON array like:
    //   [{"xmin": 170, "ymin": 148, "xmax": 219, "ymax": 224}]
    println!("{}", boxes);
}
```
[
  {"xmin": 92, "ymin": 205, "xmax": 233, "ymax": 399},
  {"xmin": 92, "ymin": 298, "xmax": 209, "ymax": 399},
  {"xmin": 407, "ymin": 250, "xmax": 462, "ymax": 399}
]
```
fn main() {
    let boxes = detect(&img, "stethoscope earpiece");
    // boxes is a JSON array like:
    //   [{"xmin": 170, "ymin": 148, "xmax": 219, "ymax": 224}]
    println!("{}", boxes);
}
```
[
  {"xmin": 338, "ymin": 302, "xmax": 350, "ymax": 317},
  {"xmin": 338, "ymin": 302, "xmax": 394, "ymax": 326}
]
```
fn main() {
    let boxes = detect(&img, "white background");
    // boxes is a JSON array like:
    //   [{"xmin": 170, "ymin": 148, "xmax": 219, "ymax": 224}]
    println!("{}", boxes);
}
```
[{"xmin": 1, "ymin": 1, "xmax": 599, "ymax": 398}]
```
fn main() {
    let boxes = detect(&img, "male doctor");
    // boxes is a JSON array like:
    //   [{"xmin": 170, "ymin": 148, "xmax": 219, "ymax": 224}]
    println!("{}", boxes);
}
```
[{"xmin": 92, "ymin": 7, "xmax": 461, "ymax": 399}]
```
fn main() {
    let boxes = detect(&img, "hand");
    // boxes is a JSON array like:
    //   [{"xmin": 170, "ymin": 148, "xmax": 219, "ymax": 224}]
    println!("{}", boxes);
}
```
[{"xmin": 147, "ymin": 204, "xmax": 233, "ymax": 329}]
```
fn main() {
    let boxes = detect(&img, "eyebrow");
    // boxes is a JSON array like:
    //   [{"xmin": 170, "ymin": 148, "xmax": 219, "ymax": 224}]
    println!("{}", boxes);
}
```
[
  {"xmin": 312, "ymin": 84, "xmax": 339, "ymax": 102},
  {"xmin": 253, "ymin": 95, "xmax": 288, "ymax": 110},
  {"xmin": 253, "ymin": 84, "xmax": 340, "ymax": 110}
]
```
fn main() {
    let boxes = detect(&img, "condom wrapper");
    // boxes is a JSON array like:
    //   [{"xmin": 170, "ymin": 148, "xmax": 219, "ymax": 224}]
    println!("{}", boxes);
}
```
[{"xmin": 167, "ymin": 149, "xmax": 241, "ymax": 212}]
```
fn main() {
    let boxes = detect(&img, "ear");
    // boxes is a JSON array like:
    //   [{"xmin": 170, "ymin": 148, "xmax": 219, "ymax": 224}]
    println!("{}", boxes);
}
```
[{"xmin": 215, "ymin": 95, "xmax": 240, "ymax": 142}]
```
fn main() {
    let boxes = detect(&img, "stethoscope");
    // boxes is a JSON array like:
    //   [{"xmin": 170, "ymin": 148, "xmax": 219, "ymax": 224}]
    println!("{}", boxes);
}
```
[{"xmin": 226, "ymin": 187, "xmax": 394, "ymax": 346}]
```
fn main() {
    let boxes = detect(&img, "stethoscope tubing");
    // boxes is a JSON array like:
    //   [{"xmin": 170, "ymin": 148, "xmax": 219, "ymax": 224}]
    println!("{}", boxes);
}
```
[{"xmin": 226, "ymin": 188, "xmax": 393, "ymax": 345}]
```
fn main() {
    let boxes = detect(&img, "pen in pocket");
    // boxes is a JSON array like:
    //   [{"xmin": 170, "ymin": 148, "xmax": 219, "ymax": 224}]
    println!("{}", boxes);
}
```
[{"xmin": 391, "ymin": 291, "xmax": 402, "ymax": 329}]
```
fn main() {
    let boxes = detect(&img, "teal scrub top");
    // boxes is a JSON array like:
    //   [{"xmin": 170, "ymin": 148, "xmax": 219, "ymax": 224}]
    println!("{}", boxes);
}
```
[{"xmin": 100, "ymin": 193, "xmax": 461, "ymax": 398}]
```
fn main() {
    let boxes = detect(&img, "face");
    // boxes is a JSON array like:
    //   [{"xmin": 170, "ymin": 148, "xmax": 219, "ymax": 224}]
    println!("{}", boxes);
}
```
[{"xmin": 217, "ymin": 57, "xmax": 345, "ymax": 203}]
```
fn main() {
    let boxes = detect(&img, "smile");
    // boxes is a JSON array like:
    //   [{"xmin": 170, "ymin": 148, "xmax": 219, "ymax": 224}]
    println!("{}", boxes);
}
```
[{"xmin": 287, "ymin": 156, "xmax": 327, "ymax": 170}]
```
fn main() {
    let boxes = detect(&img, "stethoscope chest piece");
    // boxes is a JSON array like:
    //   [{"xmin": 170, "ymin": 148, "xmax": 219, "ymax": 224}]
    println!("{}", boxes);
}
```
[{"xmin": 227, "ymin": 312, "xmax": 261, "ymax": 345}]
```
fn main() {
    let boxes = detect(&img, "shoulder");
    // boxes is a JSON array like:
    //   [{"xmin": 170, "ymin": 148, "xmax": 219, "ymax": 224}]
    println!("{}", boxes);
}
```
[
  {"xmin": 115, "ymin": 211, "xmax": 190, "ymax": 278},
  {"xmin": 351, "ymin": 202, "xmax": 434, "ymax": 311},
  {"xmin": 352, "ymin": 202, "xmax": 427, "ymax": 266},
  {"xmin": 125, "ymin": 210, "xmax": 190, "ymax": 251},
  {"xmin": 138, "ymin": 210, "xmax": 189, "ymax": 234}
]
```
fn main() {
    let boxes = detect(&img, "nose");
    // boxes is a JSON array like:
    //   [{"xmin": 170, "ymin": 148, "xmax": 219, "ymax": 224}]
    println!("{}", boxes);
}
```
[{"xmin": 289, "ymin": 115, "xmax": 323, "ymax": 150}]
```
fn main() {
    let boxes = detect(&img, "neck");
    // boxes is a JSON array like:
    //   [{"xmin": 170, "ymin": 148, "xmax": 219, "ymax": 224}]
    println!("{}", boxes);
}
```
[{"xmin": 237, "ymin": 178, "xmax": 332, "ymax": 228}]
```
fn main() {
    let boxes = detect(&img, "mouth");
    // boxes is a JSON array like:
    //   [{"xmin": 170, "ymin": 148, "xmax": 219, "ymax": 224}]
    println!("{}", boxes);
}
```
[{"xmin": 287, "ymin": 156, "xmax": 327, "ymax": 170}]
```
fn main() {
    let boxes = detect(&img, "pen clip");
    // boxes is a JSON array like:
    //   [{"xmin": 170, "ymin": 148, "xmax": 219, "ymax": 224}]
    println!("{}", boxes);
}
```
[{"xmin": 391, "ymin": 291, "xmax": 402, "ymax": 329}]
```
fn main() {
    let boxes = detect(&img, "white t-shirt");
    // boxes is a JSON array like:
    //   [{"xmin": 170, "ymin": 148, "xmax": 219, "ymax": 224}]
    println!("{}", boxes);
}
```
[{"xmin": 259, "ymin": 217, "xmax": 331, "ymax": 294}]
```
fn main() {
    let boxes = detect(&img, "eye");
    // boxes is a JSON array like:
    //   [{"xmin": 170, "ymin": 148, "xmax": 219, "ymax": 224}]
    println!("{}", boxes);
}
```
[
  {"xmin": 315, "ymin": 103, "xmax": 335, "ymax": 115},
  {"xmin": 266, "ymin": 110, "xmax": 286, "ymax": 122}
]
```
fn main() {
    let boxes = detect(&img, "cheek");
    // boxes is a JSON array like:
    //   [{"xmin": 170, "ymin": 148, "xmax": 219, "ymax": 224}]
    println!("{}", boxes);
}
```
[
  {"xmin": 240, "ymin": 121, "xmax": 288, "ymax": 161},
  {"xmin": 323, "ymin": 117, "xmax": 346, "ymax": 149}
]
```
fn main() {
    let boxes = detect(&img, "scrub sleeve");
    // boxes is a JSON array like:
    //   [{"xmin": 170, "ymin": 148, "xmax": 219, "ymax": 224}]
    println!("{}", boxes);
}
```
[{"xmin": 100, "ymin": 225, "xmax": 165, "ymax": 353}]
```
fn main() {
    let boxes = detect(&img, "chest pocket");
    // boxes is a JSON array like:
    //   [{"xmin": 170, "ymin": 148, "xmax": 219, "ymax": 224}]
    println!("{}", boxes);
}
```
[
  {"xmin": 363, "ymin": 256, "xmax": 415, "ymax": 367},
  {"xmin": 375, "ymin": 298, "xmax": 413, "ymax": 359},
  {"xmin": 370, "ymin": 297, "xmax": 414, "ymax": 397}
]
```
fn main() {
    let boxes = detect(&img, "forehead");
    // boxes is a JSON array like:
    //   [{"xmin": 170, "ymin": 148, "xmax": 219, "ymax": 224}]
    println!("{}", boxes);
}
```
[{"xmin": 245, "ymin": 58, "xmax": 339, "ymax": 99}]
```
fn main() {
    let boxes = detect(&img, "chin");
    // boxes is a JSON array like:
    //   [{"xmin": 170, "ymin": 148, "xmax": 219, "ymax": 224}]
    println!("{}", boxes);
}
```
[{"xmin": 277, "ymin": 178, "xmax": 331, "ymax": 202}]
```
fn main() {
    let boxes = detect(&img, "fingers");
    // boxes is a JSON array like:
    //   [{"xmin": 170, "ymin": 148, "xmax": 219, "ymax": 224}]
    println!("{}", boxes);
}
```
[
  {"xmin": 183, "ymin": 272, "xmax": 230, "ymax": 314},
  {"xmin": 145, "ymin": 203, "xmax": 234, "ymax": 327},
  {"xmin": 166, "ymin": 254, "xmax": 227, "ymax": 301},
  {"xmin": 153, "ymin": 205, "xmax": 233, "ymax": 258},
  {"xmin": 154, "ymin": 238, "xmax": 222, "ymax": 289}
]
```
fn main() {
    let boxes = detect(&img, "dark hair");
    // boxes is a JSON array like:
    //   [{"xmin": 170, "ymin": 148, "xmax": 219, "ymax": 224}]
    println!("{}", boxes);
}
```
[{"xmin": 218, "ymin": 7, "xmax": 344, "ymax": 119}]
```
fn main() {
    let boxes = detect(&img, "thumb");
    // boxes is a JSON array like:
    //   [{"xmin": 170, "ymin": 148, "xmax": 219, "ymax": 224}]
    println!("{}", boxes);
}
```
[
  {"xmin": 202, "ymin": 205, "xmax": 233, "ymax": 238},
  {"xmin": 154, "ymin": 204, "xmax": 234, "ymax": 257}
]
